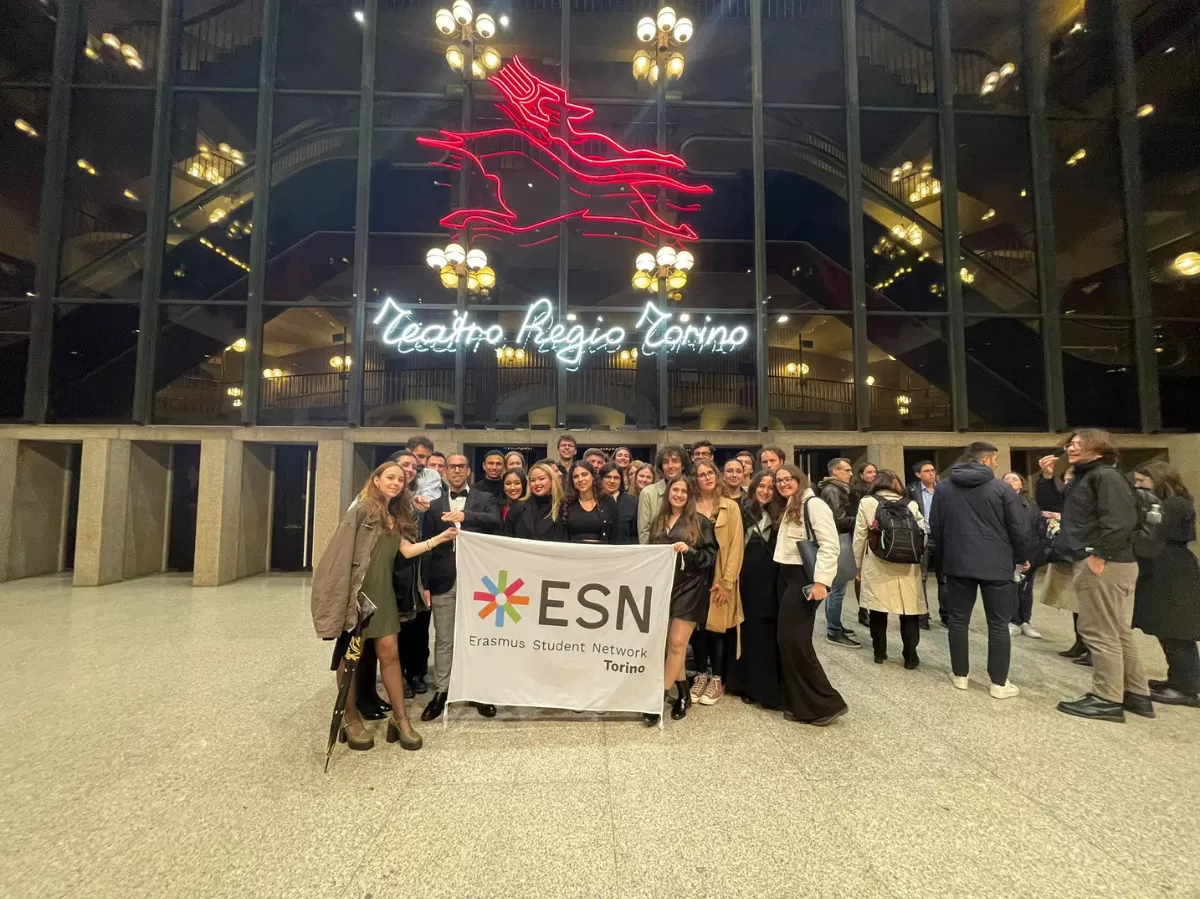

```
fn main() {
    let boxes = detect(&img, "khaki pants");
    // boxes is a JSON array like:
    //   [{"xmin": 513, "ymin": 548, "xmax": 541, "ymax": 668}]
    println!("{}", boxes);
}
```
[
  {"xmin": 1073, "ymin": 560, "xmax": 1148, "ymax": 702},
  {"xmin": 430, "ymin": 588, "xmax": 457, "ymax": 693}
]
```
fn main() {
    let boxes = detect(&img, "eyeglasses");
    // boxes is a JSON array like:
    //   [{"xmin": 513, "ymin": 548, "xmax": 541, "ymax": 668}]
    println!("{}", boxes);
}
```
[
  {"xmin": 447, "ymin": 463, "xmax": 468, "ymax": 470},
  {"xmin": 775, "ymin": 476, "xmax": 796, "ymax": 486}
]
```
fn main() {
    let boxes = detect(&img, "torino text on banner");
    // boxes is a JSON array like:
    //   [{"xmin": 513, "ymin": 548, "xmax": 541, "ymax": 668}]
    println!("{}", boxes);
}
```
[{"xmin": 449, "ymin": 532, "xmax": 676, "ymax": 714}]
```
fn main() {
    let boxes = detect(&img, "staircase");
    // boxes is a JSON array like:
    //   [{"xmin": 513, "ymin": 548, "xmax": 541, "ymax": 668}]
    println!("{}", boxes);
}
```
[{"xmin": 120, "ymin": 0, "xmax": 264, "ymax": 76}]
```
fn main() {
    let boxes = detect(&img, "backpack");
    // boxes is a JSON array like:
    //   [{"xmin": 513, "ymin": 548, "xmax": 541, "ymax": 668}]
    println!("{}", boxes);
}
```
[
  {"xmin": 867, "ymin": 497, "xmax": 926, "ymax": 564},
  {"xmin": 1132, "ymin": 486, "xmax": 1165, "ymax": 558}
]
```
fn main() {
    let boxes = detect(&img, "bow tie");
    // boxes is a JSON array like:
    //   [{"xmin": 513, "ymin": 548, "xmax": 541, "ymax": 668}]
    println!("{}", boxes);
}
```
[{"xmin": 450, "ymin": 491, "xmax": 469, "ymax": 500}]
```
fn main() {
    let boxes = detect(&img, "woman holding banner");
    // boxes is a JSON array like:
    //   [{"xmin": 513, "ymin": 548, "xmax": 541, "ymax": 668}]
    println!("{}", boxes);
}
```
[
  {"xmin": 561, "ymin": 463, "xmax": 620, "ymax": 544},
  {"xmin": 772, "ymin": 465, "xmax": 848, "ymax": 726},
  {"xmin": 728, "ymin": 470, "xmax": 785, "ymax": 709},
  {"xmin": 689, "ymin": 460, "xmax": 745, "ymax": 706},
  {"xmin": 647, "ymin": 475, "xmax": 718, "ymax": 725},
  {"xmin": 505, "ymin": 461, "xmax": 565, "ymax": 541},
  {"xmin": 310, "ymin": 461, "xmax": 458, "ymax": 753}
]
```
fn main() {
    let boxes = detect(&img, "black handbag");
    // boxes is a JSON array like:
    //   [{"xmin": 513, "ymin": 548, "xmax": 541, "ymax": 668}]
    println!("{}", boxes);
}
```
[
  {"xmin": 796, "ymin": 497, "xmax": 857, "ymax": 587},
  {"xmin": 392, "ymin": 554, "xmax": 422, "ymax": 614}
]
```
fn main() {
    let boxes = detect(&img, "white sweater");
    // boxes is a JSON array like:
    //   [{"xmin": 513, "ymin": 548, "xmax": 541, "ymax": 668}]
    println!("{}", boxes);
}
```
[{"xmin": 773, "ymin": 488, "xmax": 842, "ymax": 587}]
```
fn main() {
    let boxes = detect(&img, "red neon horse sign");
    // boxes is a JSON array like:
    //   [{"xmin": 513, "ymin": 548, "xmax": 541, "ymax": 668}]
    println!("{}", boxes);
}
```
[{"xmin": 417, "ymin": 56, "xmax": 711, "ymax": 248}]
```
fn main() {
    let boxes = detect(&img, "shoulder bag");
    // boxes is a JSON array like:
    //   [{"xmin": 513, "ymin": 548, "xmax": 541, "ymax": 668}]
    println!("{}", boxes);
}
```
[{"xmin": 796, "ymin": 497, "xmax": 857, "ymax": 587}]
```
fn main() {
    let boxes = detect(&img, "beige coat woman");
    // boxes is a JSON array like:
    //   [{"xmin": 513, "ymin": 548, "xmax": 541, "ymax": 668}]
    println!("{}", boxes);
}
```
[
  {"xmin": 705, "ymin": 496, "xmax": 745, "ymax": 633},
  {"xmin": 852, "ymin": 492, "xmax": 928, "ymax": 616},
  {"xmin": 310, "ymin": 503, "xmax": 384, "ymax": 639}
]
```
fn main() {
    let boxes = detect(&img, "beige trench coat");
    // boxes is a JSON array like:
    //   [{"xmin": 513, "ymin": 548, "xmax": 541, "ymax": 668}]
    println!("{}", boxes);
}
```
[
  {"xmin": 852, "ymin": 492, "xmax": 928, "ymax": 616},
  {"xmin": 705, "ymin": 497, "xmax": 746, "ymax": 633},
  {"xmin": 310, "ymin": 503, "xmax": 385, "ymax": 639}
]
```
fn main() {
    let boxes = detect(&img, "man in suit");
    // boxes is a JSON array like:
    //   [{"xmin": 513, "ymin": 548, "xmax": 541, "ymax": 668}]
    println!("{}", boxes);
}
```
[
  {"xmin": 420, "ymin": 453, "xmax": 502, "ymax": 721},
  {"xmin": 909, "ymin": 460, "xmax": 943, "ymax": 629}
]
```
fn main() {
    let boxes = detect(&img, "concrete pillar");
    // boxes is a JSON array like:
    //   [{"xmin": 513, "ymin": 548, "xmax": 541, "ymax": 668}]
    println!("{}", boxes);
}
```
[
  {"xmin": 74, "ymin": 438, "xmax": 132, "ymax": 587},
  {"xmin": 311, "ymin": 439, "xmax": 355, "ymax": 571},
  {"xmin": 123, "ymin": 442, "xmax": 172, "ymax": 580},
  {"xmin": 193, "ymin": 439, "xmax": 274, "ymax": 586},
  {"xmin": 992, "ymin": 443, "xmax": 1013, "ymax": 478},
  {"xmin": 866, "ymin": 443, "xmax": 905, "ymax": 479},
  {"xmin": 0, "ymin": 440, "xmax": 74, "ymax": 583},
  {"xmin": 237, "ymin": 443, "xmax": 273, "ymax": 579}
]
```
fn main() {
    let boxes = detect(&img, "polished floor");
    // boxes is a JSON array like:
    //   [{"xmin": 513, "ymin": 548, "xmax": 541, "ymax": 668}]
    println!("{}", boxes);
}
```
[{"xmin": 1, "ymin": 572, "xmax": 1197, "ymax": 899}]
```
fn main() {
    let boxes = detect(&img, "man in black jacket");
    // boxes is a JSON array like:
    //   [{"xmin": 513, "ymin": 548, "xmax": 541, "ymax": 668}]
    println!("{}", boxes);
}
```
[
  {"xmin": 420, "ymin": 453, "xmax": 502, "ymax": 721},
  {"xmin": 908, "ymin": 460, "xmax": 943, "ymax": 628},
  {"xmin": 928, "ymin": 442, "xmax": 1031, "ymax": 699},
  {"xmin": 1055, "ymin": 430, "xmax": 1154, "ymax": 723},
  {"xmin": 817, "ymin": 457, "xmax": 860, "ymax": 647}
]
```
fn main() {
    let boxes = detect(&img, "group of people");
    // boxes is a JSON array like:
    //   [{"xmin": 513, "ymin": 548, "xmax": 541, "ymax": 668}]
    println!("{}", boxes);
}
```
[{"xmin": 310, "ymin": 428, "xmax": 1200, "ymax": 753}]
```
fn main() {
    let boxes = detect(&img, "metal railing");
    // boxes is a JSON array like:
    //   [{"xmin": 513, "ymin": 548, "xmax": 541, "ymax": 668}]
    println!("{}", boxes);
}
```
[{"xmin": 123, "ymin": 0, "xmax": 264, "ymax": 73}]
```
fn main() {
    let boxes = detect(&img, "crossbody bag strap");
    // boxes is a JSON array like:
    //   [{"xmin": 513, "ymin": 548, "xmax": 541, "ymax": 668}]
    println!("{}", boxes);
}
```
[{"xmin": 802, "ymin": 496, "xmax": 815, "ymax": 543}]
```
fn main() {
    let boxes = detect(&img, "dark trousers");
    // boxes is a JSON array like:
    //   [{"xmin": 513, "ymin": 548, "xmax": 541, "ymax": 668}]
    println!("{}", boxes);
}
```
[
  {"xmin": 922, "ymin": 572, "xmax": 950, "ymax": 625},
  {"xmin": 400, "ymin": 609, "xmax": 431, "ymax": 680},
  {"xmin": 1011, "ymin": 570, "xmax": 1035, "ymax": 625},
  {"xmin": 777, "ymin": 566, "xmax": 846, "ymax": 721},
  {"xmin": 1160, "ymin": 637, "xmax": 1200, "ymax": 694},
  {"xmin": 868, "ymin": 610, "xmax": 920, "ymax": 662},
  {"xmin": 691, "ymin": 627, "xmax": 732, "ymax": 680},
  {"xmin": 945, "ymin": 576, "xmax": 1017, "ymax": 686}
]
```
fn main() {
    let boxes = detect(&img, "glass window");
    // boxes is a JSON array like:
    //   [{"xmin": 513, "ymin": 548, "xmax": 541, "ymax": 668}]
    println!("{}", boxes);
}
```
[
  {"xmin": 48, "ymin": 302, "xmax": 138, "ymax": 421},
  {"xmin": 58, "ymin": 88, "xmax": 155, "ymax": 300},
  {"xmin": 666, "ymin": 311, "xmax": 756, "ymax": 430},
  {"xmin": 948, "ymin": 0, "xmax": 1024, "ymax": 112},
  {"xmin": 258, "ymin": 304, "xmax": 353, "ymax": 424},
  {"xmin": 1062, "ymin": 317, "xmax": 1138, "ymax": 430},
  {"xmin": 569, "ymin": 2, "xmax": 642, "ymax": 100},
  {"xmin": 363, "ymin": 303, "xmax": 455, "ymax": 427},
  {"xmin": 0, "ymin": 89, "xmax": 48, "ymax": 298},
  {"xmin": 856, "ymin": 0, "xmax": 935, "ymax": 108},
  {"xmin": 277, "ymin": 0, "xmax": 363, "ymax": 91},
  {"xmin": 956, "ymin": 115, "xmax": 1038, "ymax": 313},
  {"xmin": 465, "ymin": 309, "xmax": 555, "ymax": 428},
  {"xmin": 1157, "ymin": 320, "xmax": 1200, "ymax": 432},
  {"xmin": 263, "ymin": 95, "xmax": 360, "ymax": 306},
  {"xmin": 1140, "ymin": 117, "xmax": 1200, "ymax": 318},
  {"xmin": 864, "ymin": 314, "xmax": 954, "ymax": 431},
  {"xmin": 964, "ymin": 316, "xmax": 1046, "ymax": 430},
  {"xmin": 153, "ymin": 303, "xmax": 249, "ymax": 424},
  {"xmin": 563, "ymin": 309, "xmax": 659, "ymax": 430},
  {"xmin": 1049, "ymin": 118, "xmax": 1128, "ymax": 315},
  {"xmin": 76, "ymin": 0, "xmax": 158, "ymax": 87},
  {"xmin": 763, "ymin": 2, "xmax": 843, "ymax": 105},
  {"xmin": 161, "ymin": 92, "xmax": 258, "ymax": 301},
  {"xmin": 655, "ymin": 6, "xmax": 750, "ymax": 102},
  {"xmin": 1041, "ymin": 3, "xmax": 1117, "ymax": 118},
  {"xmin": 0, "ymin": 302, "xmax": 31, "ymax": 420},
  {"xmin": 767, "ymin": 312, "xmax": 856, "ymax": 431},
  {"xmin": 175, "ymin": 0, "xmax": 263, "ymax": 88}
]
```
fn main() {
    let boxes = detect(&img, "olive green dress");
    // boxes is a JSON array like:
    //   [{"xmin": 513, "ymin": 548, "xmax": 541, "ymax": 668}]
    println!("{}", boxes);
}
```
[{"xmin": 360, "ymin": 535, "xmax": 402, "ymax": 640}]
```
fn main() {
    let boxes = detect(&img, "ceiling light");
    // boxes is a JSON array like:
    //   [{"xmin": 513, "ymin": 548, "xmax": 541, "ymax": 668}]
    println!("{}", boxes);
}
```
[
  {"xmin": 353, "ymin": 9, "xmax": 365, "ymax": 23},
  {"xmin": 999, "ymin": 62, "xmax": 1016, "ymax": 78},
  {"xmin": 1164, "ymin": 46, "xmax": 1175, "ymax": 55},
  {"xmin": 101, "ymin": 33, "xmax": 121, "ymax": 49},
  {"xmin": 679, "ymin": 313, "xmax": 691, "ymax": 322},
  {"xmin": 1066, "ymin": 148, "xmax": 1087, "ymax": 166},
  {"xmin": 1173, "ymin": 252, "xmax": 1200, "ymax": 278},
  {"xmin": 776, "ymin": 314, "xmax": 789, "ymax": 323},
  {"xmin": 1069, "ymin": 21, "xmax": 1084, "ymax": 34},
  {"xmin": 566, "ymin": 313, "xmax": 577, "ymax": 321},
  {"xmin": 1137, "ymin": 103, "xmax": 1155, "ymax": 118},
  {"xmin": 123, "ymin": 189, "xmax": 138, "ymax": 201},
  {"xmin": 865, "ymin": 375, "xmax": 875, "ymax": 386},
  {"xmin": 14, "ymin": 119, "xmax": 38, "ymax": 138}
]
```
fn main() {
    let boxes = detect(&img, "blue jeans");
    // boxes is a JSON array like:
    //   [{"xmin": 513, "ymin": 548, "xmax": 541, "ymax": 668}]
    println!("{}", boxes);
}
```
[{"xmin": 826, "ymin": 583, "xmax": 848, "ymax": 637}]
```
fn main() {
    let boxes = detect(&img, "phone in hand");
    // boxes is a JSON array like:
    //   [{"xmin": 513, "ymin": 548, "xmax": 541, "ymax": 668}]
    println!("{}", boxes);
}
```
[{"xmin": 802, "ymin": 584, "xmax": 816, "ymax": 601}]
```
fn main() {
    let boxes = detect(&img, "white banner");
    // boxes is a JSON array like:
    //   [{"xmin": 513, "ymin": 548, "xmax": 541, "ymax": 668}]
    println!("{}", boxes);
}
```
[{"xmin": 448, "ymin": 531, "xmax": 676, "ymax": 714}]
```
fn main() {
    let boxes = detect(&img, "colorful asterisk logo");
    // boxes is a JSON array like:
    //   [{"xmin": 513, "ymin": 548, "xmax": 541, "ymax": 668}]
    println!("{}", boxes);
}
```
[{"xmin": 474, "ymin": 570, "xmax": 530, "ymax": 627}]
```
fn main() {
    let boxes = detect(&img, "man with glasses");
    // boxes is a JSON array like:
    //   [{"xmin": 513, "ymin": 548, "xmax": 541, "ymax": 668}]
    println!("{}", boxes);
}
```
[
  {"xmin": 420, "ymin": 453, "xmax": 502, "ymax": 722},
  {"xmin": 817, "ymin": 457, "xmax": 860, "ymax": 647},
  {"xmin": 690, "ymin": 440, "xmax": 714, "ymax": 465},
  {"xmin": 909, "ymin": 460, "xmax": 944, "ymax": 629}
]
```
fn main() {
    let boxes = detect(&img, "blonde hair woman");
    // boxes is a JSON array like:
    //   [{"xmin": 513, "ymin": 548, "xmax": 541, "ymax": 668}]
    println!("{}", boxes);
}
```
[
  {"xmin": 626, "ymin": 460, "xmax": 657, "ymax": 498},
  {"xmin": 504, "ymin": 461, "xmax": 566, "ymax": 540},
  {"xmin": 689, "ymin": 459, "xmax": 745, "ymax": 706},
  {"xmin": 311, "ymin": 462, "xmax": 458, "ymax": 752}
]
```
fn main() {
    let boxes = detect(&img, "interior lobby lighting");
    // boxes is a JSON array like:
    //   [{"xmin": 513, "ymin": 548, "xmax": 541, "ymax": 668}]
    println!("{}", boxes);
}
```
[
  {"xmin": 14, "ymin": 118, "xmax": 38, "ymax": 138},
  {"xmin": 776, "ymin": 315, "xmax": 789, "ymax": 324},
  {"xmin": 1069, "ymin": 21, "xmax": 1084, "ymax": 34},
  {"xmin": 101, "ymin": 32, "xmax": 121, "ymax": 49},
  {"xmin": 76, "ymin": 158, "xmax": 97, "ymax": 176},
  {"xmin": 784, "ymin": 362, "xmax": 809, "ymax": 376},
  {"xmin": 1066, "ymin": 148, "xmax": 1087, "ymax": 166},
  {"xmin": 353, "ymin": 9, "xmax": 365, "ymax": 23},
  {"xmin": 231, "ymin": 338, "xmax": 247, "ymax": 352},
  {"xmin": 123, "ymin": 188, "xmax": 139, "ymax": 201},
  {"xmin": 982, "ymin": 208, "xmax": 996, "ymax": 221},
  {"xmin": 330, "ymin": 355, "xmax": 352, "ymax": 370},
  {"xmin": 1173, "ymin": 252, "xmax": 1200, "ymax": 278},
  {"xmin": 1137, "ymin": 103, "xmax": 1155, "ymax": 118}
]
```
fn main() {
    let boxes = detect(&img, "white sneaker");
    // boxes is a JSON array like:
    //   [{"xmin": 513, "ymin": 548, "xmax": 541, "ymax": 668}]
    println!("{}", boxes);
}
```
[
  {"xmin": 1008, "ymin": 623, "xmax": 1021, "ymax": 636},
  {"xmin": 1020, "ymin": 623, "xmax": 1042, "ymax": 639},
  {"xmin": 698, "ymin": 676, "xmax": 724, "ymax": 706},
  {"xmin": 989, "ymin": 681, "xmax": 1020, "ymax": 700},
  {"xmin": 950, "ymin": 675, "xmax": 969, "ymax": 691},
  {"xmin": 689, "ymin": 674, "xmax": 709, "ymax": 703}
]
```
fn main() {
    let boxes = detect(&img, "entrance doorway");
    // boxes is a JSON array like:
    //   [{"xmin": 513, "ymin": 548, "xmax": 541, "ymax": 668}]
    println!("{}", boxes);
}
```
[{"xmin": 271, "ymin": 445, "xmax": 317, "ymax": 571}]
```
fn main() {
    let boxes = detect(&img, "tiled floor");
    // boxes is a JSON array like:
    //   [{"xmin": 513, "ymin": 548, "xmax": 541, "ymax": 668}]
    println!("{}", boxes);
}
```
[{"xmin": 1, "ymin": 572, "xmax": 1197, "ymax": 899}]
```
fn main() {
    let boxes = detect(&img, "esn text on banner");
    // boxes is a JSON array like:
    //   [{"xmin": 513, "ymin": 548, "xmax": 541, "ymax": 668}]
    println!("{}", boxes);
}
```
[{"xmin": 449, "ymin": 532, "xmax": 676, "ymax": 715}]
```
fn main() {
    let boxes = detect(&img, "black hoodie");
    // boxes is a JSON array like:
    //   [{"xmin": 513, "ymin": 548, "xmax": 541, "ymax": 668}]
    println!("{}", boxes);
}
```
[{"xmin": 928, "ymin": 460, "xmax": 1033, "ymax": 581}]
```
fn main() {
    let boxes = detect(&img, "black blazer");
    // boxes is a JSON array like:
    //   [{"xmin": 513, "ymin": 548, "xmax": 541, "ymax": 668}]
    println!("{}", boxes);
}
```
[
  {"xmin": 421, "ymin": 488, "xmax": 501, "ymax": 594},
  {"xmin": 613, "ymin": 492, "xmax": 639, "ymax": 544},
  {"xmin": 505, "ymin": 498, "xmax": 566, "ymax": 541}
]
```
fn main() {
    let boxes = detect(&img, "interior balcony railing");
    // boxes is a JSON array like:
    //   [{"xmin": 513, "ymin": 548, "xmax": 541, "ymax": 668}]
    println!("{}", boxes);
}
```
[{"xmin": 120, "ymin": 0, "xmax": 264, "ymax": 74}]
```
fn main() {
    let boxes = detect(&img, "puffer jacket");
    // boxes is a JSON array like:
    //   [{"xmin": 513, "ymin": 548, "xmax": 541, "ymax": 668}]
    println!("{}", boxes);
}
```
[{"xmin": 310, "ymin": 503, "xmax": 386, "ymax": 639}]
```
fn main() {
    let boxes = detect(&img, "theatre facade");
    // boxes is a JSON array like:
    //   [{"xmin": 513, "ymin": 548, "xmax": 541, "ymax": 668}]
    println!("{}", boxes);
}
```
[{"xmin": 1, "ymin": 0, "xmax": 1199, "ymax": 585}]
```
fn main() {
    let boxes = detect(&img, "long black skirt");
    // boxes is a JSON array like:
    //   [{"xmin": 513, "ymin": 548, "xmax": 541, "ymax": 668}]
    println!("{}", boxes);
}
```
[
  {"xmin": 777, "ymin": 565, "xmax": 847, "ymax": 721},
  {"xmin": 728, "ymin": 539, "xmax": 783, "ymax": 708}
]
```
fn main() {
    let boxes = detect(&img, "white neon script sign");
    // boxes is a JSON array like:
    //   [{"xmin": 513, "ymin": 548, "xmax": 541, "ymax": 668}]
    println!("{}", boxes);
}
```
[{"xmin": 372, "ymin": 297, "xmax": 749, "ymax": 368}]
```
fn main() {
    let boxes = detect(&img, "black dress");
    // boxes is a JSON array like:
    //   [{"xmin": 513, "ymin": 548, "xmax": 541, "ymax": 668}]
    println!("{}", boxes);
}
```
[
  {"xmin": 728, "ymin": 510, "xmax": 782, "ymax": 708},
  {"xmin": 1134, "ymin": 495, "xmax": 1200, "ymax": 640},
  {"xmin": 505, "ymin": 495, "xmax": 566, "ymax": 541},
  {"xmin": 562, "ymin": 496, "xmax": 619, "ymax": 543},
  {"xmin": 613, "ymin": 492, "xmax": 639, "ymax": 544},
  {"xmin": 777, "ymin": 563, "xmax": 847, "ymax": 722},
  {"xmin": 654, "ymin": 516, "xmax": 717, "ymax": 623}
]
